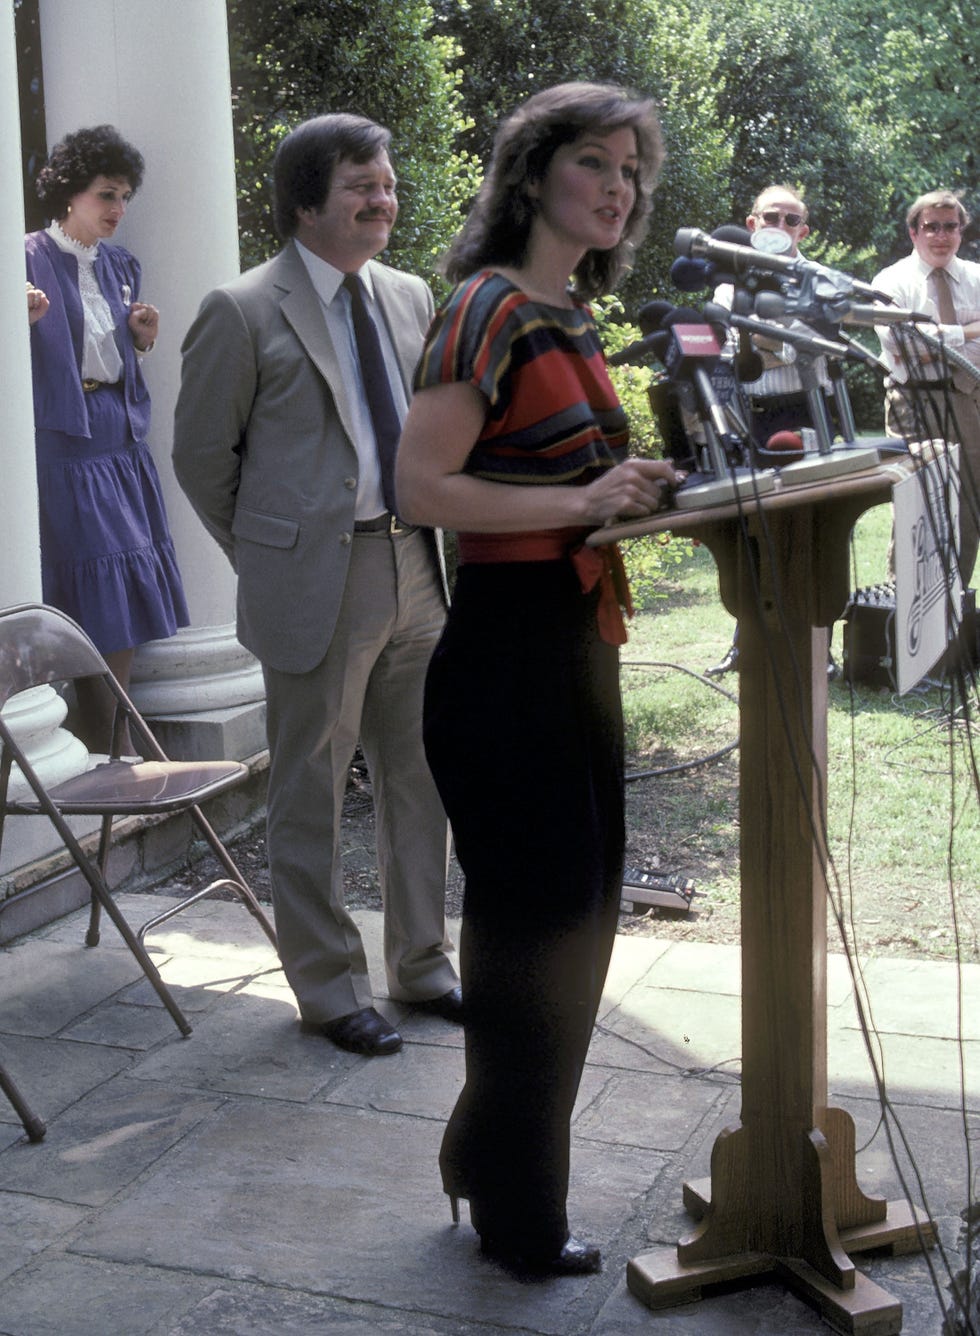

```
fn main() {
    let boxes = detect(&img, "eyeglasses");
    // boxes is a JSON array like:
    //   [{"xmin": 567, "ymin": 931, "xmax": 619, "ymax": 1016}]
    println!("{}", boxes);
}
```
[
  {"xmin": 758, "ymin": 209, "xmax": 805, "ymax": 228},
  {"xmin": 918, "ymin": 220, "xmax": 961, "ymax": 235}
]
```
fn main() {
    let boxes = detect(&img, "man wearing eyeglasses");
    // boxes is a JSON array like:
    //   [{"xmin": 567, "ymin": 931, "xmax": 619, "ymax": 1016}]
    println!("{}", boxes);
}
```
[
  {"xmin": 728, "ymin": 185, "xmax": 833, "ymax": 444},
  {"xmin": 707, "ymin": 185, "xmax": 838, "ymax": 677},
  {"xmin": 873, "ymin": 190, "xmax": 980, "ymax": 585}
]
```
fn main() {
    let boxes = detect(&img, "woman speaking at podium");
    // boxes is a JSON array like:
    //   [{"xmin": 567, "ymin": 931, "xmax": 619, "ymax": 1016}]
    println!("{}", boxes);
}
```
[{"xmin": 397, "ymin": 82, "xmax": 680, "ymax": 1276}]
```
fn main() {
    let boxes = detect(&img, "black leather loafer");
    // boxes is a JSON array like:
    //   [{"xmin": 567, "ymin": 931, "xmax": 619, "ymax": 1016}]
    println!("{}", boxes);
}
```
[
  {"xmin": 413, "ymin": 986, "xmax": 463, "ymax": 1022},
  {"xmin": 706, "ymin": 643, "xmax": 739, "ymax": 677},
  {"xmin": 321, "ymin": 1007, "xmax": 402, "ymax": 1056}
]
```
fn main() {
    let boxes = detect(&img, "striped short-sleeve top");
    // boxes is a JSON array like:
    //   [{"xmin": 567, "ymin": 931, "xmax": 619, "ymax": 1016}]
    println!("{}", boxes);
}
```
[{"xmin": 413, "ymin": 270, "xmax": 629, "ymax": 487}]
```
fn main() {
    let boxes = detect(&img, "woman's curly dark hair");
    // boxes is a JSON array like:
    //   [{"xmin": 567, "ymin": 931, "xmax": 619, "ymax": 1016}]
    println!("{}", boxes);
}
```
[
  {"xmin": 442, "ymin": 82, "xmax": 663, "ymax": 301},
  {"xmin": 35, "ymin": 125, "xmax": 145, "ymax": 220}
]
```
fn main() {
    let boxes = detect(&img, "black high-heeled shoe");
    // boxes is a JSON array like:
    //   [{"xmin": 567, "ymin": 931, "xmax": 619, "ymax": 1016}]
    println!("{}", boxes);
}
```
[
  {"xmin": 480, "ymin": 1233, "xmax": 602, "ymax": 1277},
  {"xmin": 441, "ymin": 1170, "xmax": 470, "ymax": 1226}
]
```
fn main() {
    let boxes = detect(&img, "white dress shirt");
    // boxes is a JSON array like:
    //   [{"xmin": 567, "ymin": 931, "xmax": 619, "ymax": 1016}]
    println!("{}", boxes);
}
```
[
  {"xmin": 872, "ymin": 251, "xmax": 980, "ymax": 388},
  {"xmin": 294, "ymin": 241, "xmax": 409, "ymax": 519}
]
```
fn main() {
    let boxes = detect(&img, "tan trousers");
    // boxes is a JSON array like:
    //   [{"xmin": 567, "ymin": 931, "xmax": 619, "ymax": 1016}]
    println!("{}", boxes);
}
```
[{"xmin": 262, "ymin": 528, "xmax": 458, "ymax": 1023}]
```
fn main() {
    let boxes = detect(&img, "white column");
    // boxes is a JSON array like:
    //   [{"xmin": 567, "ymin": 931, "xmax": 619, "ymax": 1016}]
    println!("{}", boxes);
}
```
[
  {"xmin": 0, "ymin": 6, "xmax": 81, "ymax": 858},
  {"xmin": 1, "ymin": 4, "xmax": 41, "ymax": 611},
  {"xmin": 37, "ymin": 0, "xmax": 265, "ymax": 757}
]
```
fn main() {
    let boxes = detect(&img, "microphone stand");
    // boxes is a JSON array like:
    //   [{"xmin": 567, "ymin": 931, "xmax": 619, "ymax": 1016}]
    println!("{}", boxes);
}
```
[
  {"xmin": 669, "ymin": 350, "xmax": 777, "ymax": 512},
  {"xmin": 726, "ymin": 313, "xmax": 884, "ymax": 482},
  {"xmin": 826, "ymin": 359, "xmax": 858, "ymax": 443}
]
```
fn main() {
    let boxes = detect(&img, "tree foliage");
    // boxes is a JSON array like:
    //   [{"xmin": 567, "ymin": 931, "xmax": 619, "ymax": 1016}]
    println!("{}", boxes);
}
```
[
  {"xmin": 430, "ymin": 0, "xmax": 732, "ymax": 309},
  {"xmin": 694, "ymin": 0, "xmax": 891, "ymax": 262},
  {"xmin": 227, "ymin": 0, "xmax": 478, "ymax": 276},
  {"xmin": 223, "ymin": 0, "xmax": 977, "ymax": 441},
  {"xmin": 811, "ymin": 0, "xmax": 979, "ymax": 264}
]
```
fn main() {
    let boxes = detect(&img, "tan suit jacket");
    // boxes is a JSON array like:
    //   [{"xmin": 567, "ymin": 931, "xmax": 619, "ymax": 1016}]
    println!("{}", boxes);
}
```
[{"xmin": 172, "ymin": 241, "xmax": 439, "ymax": 673}]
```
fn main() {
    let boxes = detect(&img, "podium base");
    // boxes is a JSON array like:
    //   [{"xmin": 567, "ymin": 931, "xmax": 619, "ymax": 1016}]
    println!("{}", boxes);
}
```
[
  {"xmin": 627, "ymin": 1244, "xmax": 905, "ymax": 1334},
  {"xmin": 777, "ymin": 447, "xmax": 881, "ymax": 485}
]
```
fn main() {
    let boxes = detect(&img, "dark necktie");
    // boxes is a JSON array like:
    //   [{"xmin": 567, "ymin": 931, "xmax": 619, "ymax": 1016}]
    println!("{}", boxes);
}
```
[
  {"xmin": 343, "ymin": 273, "xmax": 400, "ymax": 514},
  {"xmin": 931, "ymin": 266, "xmax": 957, "ymax": 326}
]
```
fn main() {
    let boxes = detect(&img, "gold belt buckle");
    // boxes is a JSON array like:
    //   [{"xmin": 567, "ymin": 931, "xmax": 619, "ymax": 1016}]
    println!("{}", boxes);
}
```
[{"xmin": 82, "ymin": 378, "xmax": 102, "ymax": 392}]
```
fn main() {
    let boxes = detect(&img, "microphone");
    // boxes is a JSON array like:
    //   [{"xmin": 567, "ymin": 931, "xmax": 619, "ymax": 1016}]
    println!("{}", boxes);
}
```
[
  {"xmin": 705, "ymin": 300, "xmax": 885, "ymax": 371},
  {"xmin": 735, "ymin": 331, "xmax": 764, "ymax": 383},
  {"xmin": 712, "ymin": 224, "xmax": 752, "ymax": 247},
  {"xmin": 840, "ymin": 304, "xmax": 936, "ymax": 327},
  {"xmin": 661, "ymin": 306, "xmax": 725, "ymax": 374},
  {"xmin": 608, "ymin": 298, "xmax": 728, "ymax": 367},
  {"xmin": 663, "ymin": 303, "xmax": 728, "ymax": 343},
  {"xmin": 754, "ymin": 288, "xmax": 930, "ymax": 329},
  {"xmin": 659, "ymin": 306, "xmax": 734, "ymax": 448},
  {"xmin": 607, "ymin": 329, "xmax": 670, "ymax": 367},
  {"xmin": 637, "ymin": 299, "xmax": 676, "ymax": 334},
  {"xmin": 675, "ymin": 226, "xmax": 884, "ymax": 303},
  {"xmin": 606, "ymin": 298, "xmax": 678, "ymax": 365},
  {"xmin": 670, "ymin": 256, "xmax": 715, "ymax": 293}
]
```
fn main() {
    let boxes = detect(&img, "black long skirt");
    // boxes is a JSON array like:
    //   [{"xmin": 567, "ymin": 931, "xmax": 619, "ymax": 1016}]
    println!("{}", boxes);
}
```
[{"xmin": 423, "ymin": 558, "xmax": 625, "ymax": 1260}]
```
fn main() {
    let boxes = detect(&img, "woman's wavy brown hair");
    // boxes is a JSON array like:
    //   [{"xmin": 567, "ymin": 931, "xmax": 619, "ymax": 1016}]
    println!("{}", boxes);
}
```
[{"xmin": 442, "ymin": 82, "xmax": 663, "ymax": 300}]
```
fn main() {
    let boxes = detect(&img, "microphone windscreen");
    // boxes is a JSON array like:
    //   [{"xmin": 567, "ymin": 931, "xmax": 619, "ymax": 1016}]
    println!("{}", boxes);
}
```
[
  {"xmin": 735, "ymin": 350, "xmax": 765, "ymax": 382},
  {"xmin": 670, "ymin": 257, "xmax": 714, "ymax": 293},
  {"xmin": 661, "ymin": 306, "xmax": 704, "ymax": 329},
  {"xmin": 712, "ymin": 224, "xmax": 752, "ymax": 246},
  {"xmin": 647, "ymin": 331, "xmax": 671, "ymax": 359},
  {"xmin": 764, "ymin": 430, "xmax": 804, "ymax": 463},
  {"xmin": 637, "ymin": 299, "xmax": 676, "ymax": 334},
  {"xmin": 754, "ymin": 290, "xmax": 786, "ymax": 320},
  {"xmin": 702, "ymin": 301, "xmax": 732, "ymax": 332}
]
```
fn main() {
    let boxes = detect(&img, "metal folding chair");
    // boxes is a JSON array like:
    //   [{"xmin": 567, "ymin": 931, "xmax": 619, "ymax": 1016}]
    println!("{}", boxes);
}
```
[{"xmin": 0, "ymin": 604, "xmax": 278, "ymax": 1064}]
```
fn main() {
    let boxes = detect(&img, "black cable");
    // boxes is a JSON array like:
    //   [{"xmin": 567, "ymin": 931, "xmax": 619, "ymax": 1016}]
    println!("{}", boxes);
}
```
[
  {"xmin": 621, "ymin": 659, "xmax": 738, "ymax": 781},
  {"xmin": 625, "ymin": 345, "xmax": 980, "ymax": 1326},
  {"xmin": 720, "ymin": 450, "xmax": 971, "ymax": 1326}
]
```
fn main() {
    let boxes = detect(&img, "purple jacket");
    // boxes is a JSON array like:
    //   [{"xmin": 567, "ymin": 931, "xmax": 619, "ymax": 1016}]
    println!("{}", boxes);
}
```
[{"xmin": 25, "ymin": 229, "xmax": 151, "ymax": 441}]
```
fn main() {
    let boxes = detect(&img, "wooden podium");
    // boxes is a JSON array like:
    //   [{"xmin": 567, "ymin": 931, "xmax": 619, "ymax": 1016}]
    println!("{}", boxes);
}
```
[{"xmin": 591, "ymin": 463, "xmax": 937, "ymax": 1334}]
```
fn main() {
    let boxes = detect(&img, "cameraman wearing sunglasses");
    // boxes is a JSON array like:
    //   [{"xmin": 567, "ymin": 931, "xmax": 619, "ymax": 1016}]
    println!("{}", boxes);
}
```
[
  {"xmin": 715, "ymin": 185, "xmax": 834, "ymax": 446},
  {"xmin": 873, "ymin": 190, "xmax": 980, "ymax": 586},
  {"xmin": 707, "ymin": 184, "xmax": 838, "ymax": 679}
]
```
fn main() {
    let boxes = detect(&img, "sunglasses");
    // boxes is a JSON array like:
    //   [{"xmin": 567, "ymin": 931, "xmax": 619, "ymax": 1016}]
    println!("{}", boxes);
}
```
[
  {"xmin": 758, "ymin": 209, "xmax": 805, "ymax": 228},
  {"xmin": 919, "ymin": 220, "xmax": 961, "ymax": 235}
]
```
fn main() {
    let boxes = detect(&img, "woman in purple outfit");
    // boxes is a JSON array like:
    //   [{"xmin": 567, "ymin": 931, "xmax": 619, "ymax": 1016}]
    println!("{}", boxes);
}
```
[{"xmin": 25, "ymin": 125, "xmax": 188, "ymax": 753}]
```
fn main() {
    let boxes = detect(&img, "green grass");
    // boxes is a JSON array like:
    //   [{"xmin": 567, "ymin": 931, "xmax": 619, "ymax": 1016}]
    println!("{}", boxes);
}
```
[{"xmin": 620, "ymin": 501, "xmax": 980, "ymax": 960}]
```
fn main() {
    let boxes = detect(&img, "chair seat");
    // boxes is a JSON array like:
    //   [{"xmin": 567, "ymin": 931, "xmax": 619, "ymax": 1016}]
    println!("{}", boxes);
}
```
[{"xmin": 8, "ymin": 759, "xmax": 249, "ymax": 816}]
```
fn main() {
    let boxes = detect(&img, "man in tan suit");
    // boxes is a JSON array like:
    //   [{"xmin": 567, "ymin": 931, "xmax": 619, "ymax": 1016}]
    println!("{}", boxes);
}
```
[{"xmin": 173, "ymin": 114, "xmax": 460, "ymax": 1056}]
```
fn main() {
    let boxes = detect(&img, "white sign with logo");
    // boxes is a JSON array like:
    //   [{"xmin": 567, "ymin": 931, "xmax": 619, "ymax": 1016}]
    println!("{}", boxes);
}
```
[{"xmin": 893, "ymin": 445, "xmax": 962, "ymax": 694}]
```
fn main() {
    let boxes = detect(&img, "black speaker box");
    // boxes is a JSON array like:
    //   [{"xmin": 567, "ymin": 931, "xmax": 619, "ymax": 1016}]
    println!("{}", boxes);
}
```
[
  {"xmin": 843, "ymin": 584, "xmax": 898, "ymax": 688},
  {"xmin": 843, "ymin": 584, "xmax": 978, "ymax": 687}
]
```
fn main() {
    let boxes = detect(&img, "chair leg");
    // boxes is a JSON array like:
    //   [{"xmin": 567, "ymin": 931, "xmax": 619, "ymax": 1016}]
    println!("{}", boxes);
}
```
[
  {"xmin": 50, "ymin": 817, "xmax": 193, "ymax": 1036},
  {"xmin": 186, "ymin": 807, "xmax": 278, "ymax": 951},
  {"xmin": 85, "ymin": 814, "xmax": 114, "ymax": 948},
  {"xmin": 0, "ymin": 1059, "xmax": 46, "ymax": 1142},
  {"xmin": 86, "ymin": 875, "xmax": 193, "ymax": 1036},
  {"xmin": 137, "ymin": 878, "xmax": 271, "ymax": 943}
]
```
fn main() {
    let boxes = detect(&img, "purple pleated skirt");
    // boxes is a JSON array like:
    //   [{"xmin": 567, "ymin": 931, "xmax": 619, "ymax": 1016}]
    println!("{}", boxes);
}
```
[{"xmin": 35, "ymin": 382, "xmax": 189, "ymax": 656}]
